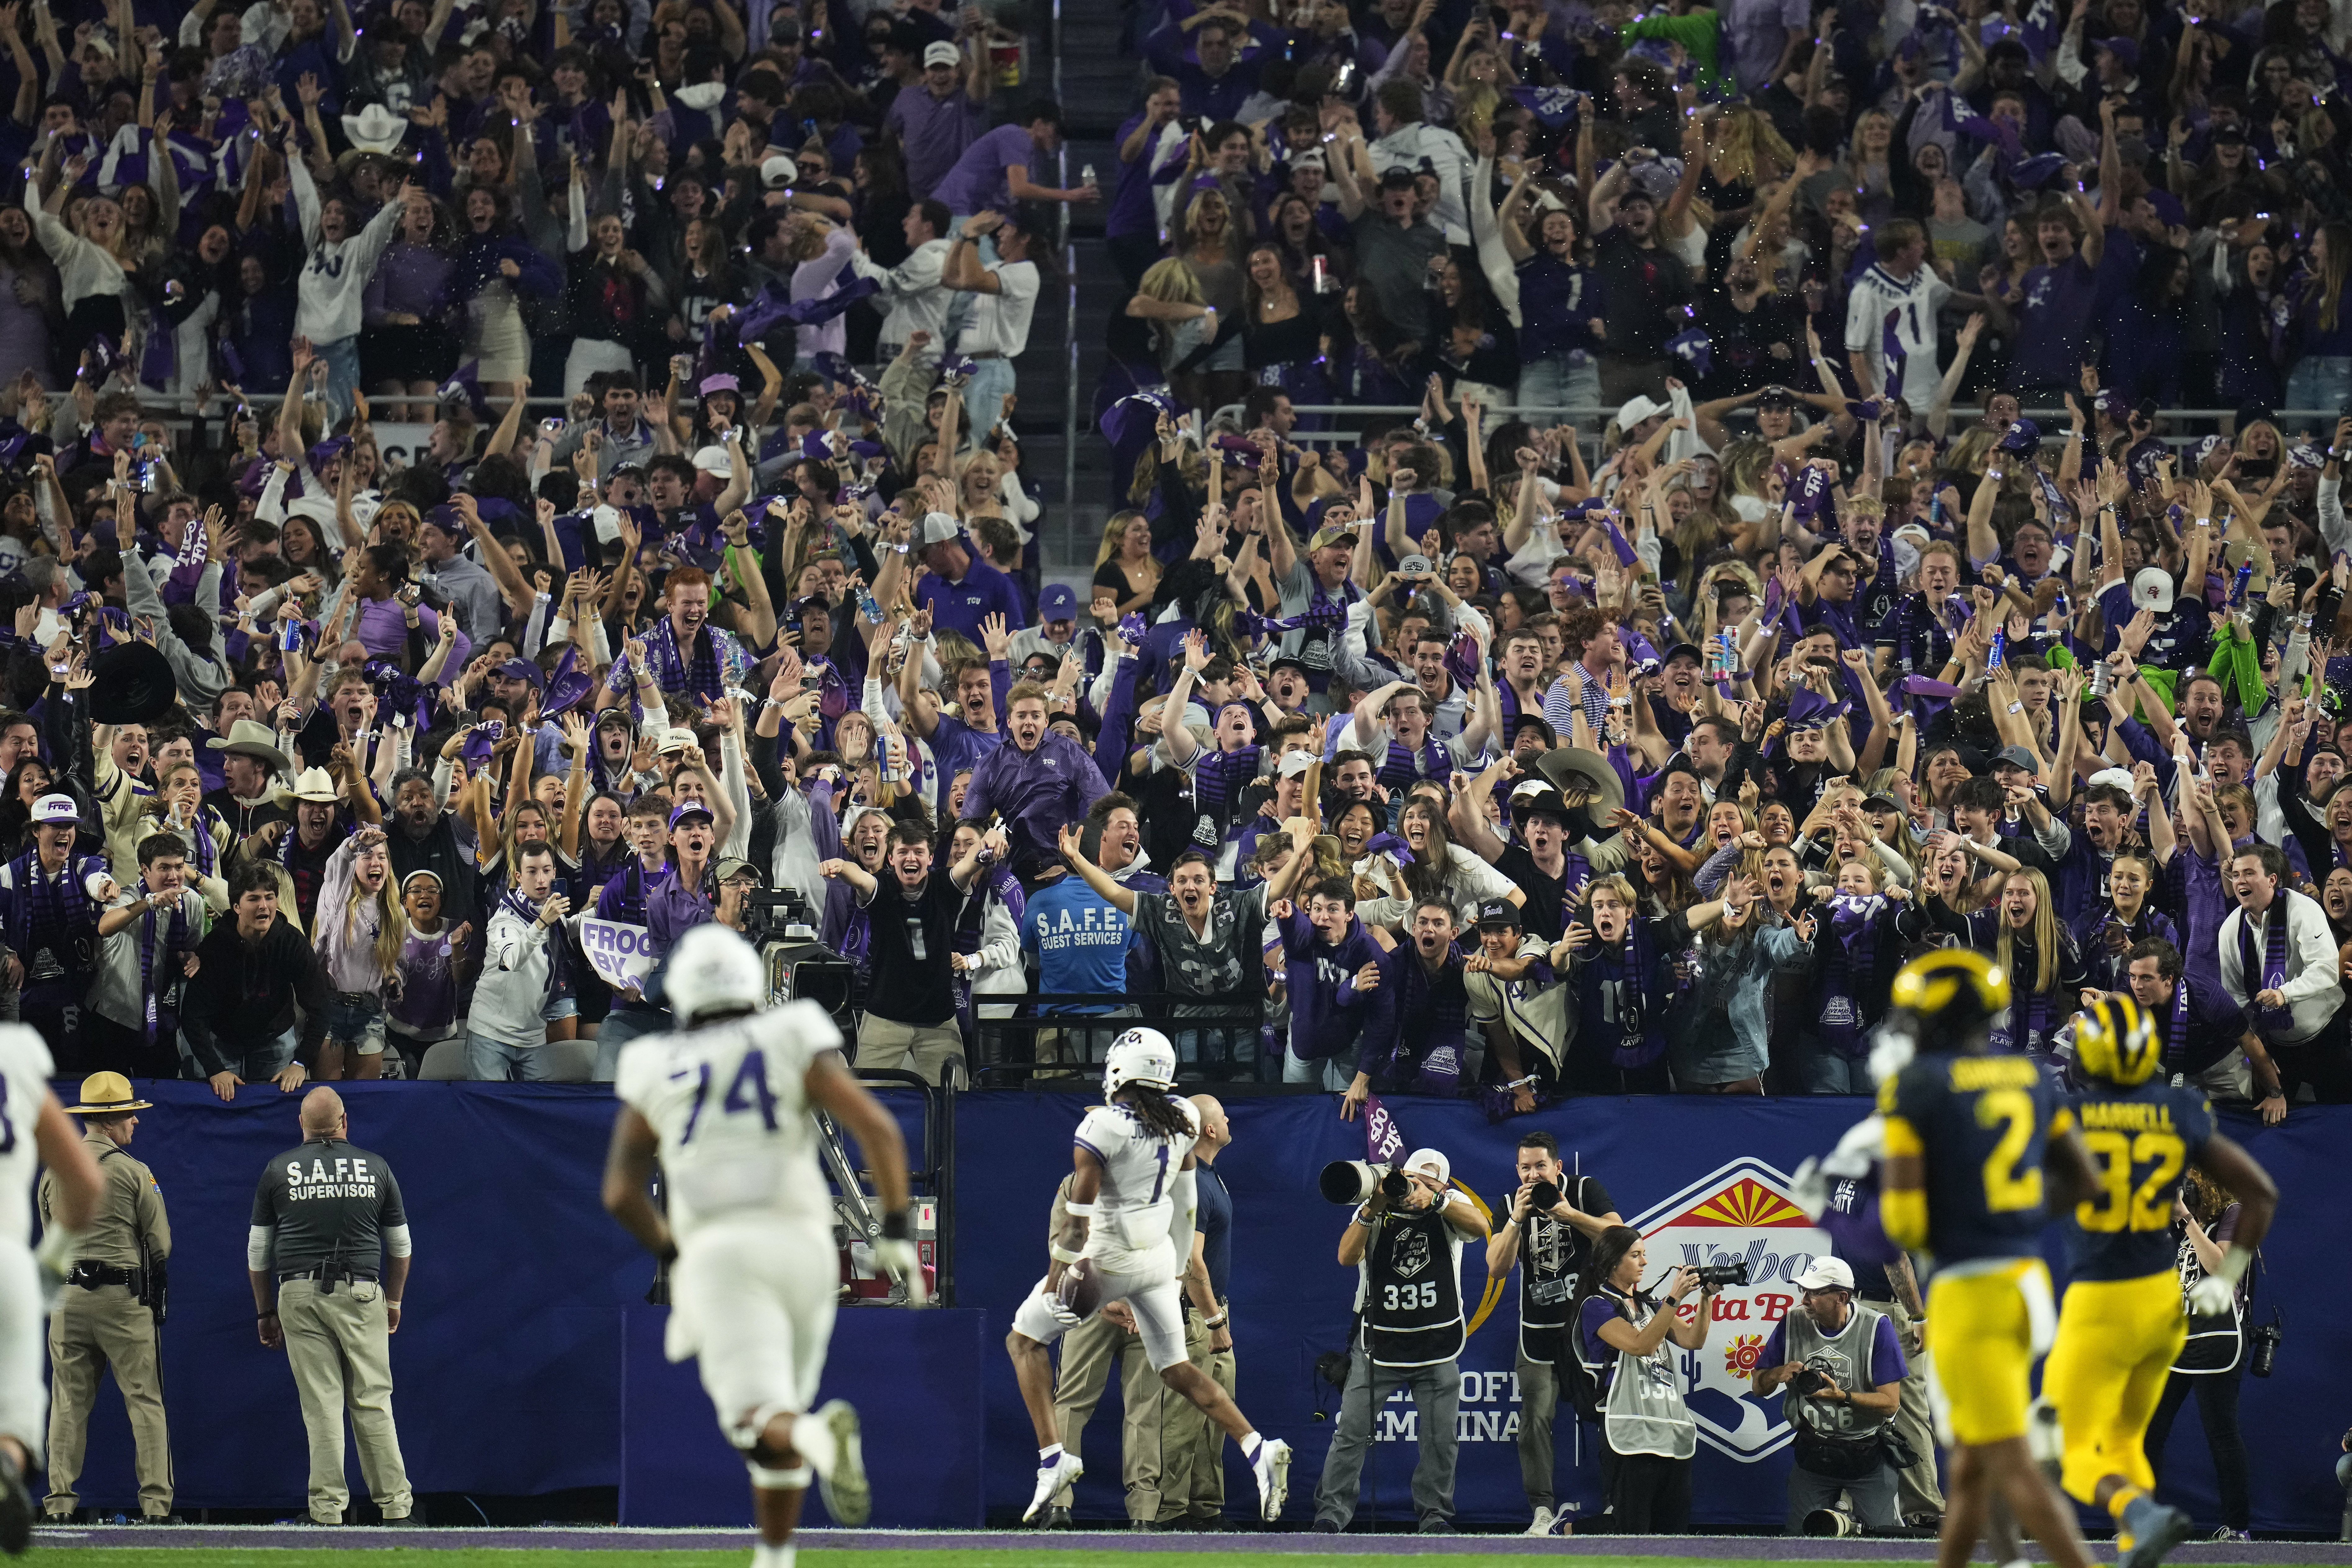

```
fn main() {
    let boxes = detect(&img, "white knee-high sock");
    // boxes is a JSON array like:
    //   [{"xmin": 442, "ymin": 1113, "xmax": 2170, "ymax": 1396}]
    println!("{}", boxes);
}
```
[{"xmin": 789, "ymin": 1413, "xmax": 837, "ymax": 1479}]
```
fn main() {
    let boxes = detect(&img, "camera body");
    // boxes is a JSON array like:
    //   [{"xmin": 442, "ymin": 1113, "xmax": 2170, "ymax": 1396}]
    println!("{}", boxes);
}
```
[
  {"xmin": 1527, "ymin": 1178, "xmax": 1561, "ymax": 1212},
  {"xmin": 2249, "ymin": 1312, "xmax": 2282, "ymax": 1377},
  {"xmin": 1320, "ymin": 1160, "xmax": 1411, "ymax": 1206},
  {"xmin": 1788, "ymin": 1366, "xmax": 1830, "ymax": 1396}
]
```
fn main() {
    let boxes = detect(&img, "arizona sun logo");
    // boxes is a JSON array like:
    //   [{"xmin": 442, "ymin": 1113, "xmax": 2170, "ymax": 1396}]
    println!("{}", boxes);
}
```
[{"xmin": 1627, "ymin": 1157, "xmax": 1832, "ymax": 1461}]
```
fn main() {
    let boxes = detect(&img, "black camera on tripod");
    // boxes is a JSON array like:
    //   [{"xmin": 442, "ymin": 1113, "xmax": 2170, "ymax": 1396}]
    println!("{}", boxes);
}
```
[{"xmin": 742, "ymin": 886, "xmax": 816, "ymax": 945}]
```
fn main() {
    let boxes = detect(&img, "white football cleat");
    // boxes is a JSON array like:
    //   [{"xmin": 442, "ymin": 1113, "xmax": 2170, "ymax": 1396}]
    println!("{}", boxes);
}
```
[
  {"xmin": 1023, "ymin": 1451, "xmax": 1083, "ymax": 1524},
  {"xmin": 1250, "ymin": 1437, "xmax": 1292, "ymax": 1522},
  {"xmin": 1525, "ymin": 1505, "xmax": 1558, "ymax": 1536},
  {"xmin": 813, "ymin": 1400, "xmax": 868, "ymax": 1526}
]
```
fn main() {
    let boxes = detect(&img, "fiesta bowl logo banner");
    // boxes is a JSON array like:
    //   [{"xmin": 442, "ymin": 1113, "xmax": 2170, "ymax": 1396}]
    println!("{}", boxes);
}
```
[{"xmin": 1628, "ymin": 1156, "xmax": 1831, "ymax": 1462}]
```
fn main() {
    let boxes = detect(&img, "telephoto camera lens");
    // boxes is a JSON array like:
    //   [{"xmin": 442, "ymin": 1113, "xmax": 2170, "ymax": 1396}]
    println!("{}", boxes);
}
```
[
  {"xmin": 1527, "ymin": 1179, "xmax": 1561, "ymax": 1211},
  {"xmin": 1380, "ymin": 1167, "xmax": 1411, "ymax": 1203},
  {"xmin": 1696, "ymin": 1259, "xmax": 1752, "ymax": 1289},
  {"xmin": 1805, "ymin": 1507, "xmax": 1863, "ymax": 1538}
]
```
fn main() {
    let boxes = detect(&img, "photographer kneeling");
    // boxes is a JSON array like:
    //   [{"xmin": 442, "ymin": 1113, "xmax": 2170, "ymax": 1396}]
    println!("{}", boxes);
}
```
[
  {"xmin": 1752, "ymin": 1258, "xmax": 1909, "ymax": 1534},
  {"xmin": 1312, "ymin": 1149, "xmax": 1490, "ymax": 1535},
  {"xmin": 1568, "ymin": 1226, "xmax": 1718, "ymax": 1533}
]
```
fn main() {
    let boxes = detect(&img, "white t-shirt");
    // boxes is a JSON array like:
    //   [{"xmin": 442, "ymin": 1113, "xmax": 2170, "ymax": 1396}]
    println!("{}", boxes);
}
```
[
  {"xmin": 1845, "ymin": 261, "xmax": 1950, "ymax": 395},
  {"xmin": 614, "ymin": 1000, "xmax": 840, "ymax": 1240},
  {"xmin": 958, "ymin": 258, "xmax": 1040, "ymax": 359},
  {"xmin": 1073, "ymin": 1095, "xmax": 1200, "ymax": 1280}
]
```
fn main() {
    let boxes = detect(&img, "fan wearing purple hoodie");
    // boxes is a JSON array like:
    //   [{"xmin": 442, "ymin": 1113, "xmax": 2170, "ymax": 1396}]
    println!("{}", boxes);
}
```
[{"xmin": 1275, "ymin": 870, "xmax": 1385, "ymax": 1090}]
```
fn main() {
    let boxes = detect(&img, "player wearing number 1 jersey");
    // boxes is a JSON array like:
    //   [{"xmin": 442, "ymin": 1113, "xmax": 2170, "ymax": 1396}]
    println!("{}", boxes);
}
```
[
  {"xmin": 2043, "ymin": 995, "xmax": 2276, "ymax": 1568},
  {"xmin": 605, "ymin": 925, "xmax": 925, "ymax": 1568},
  {"xmin": 1006, "ymin": 1028, "xmax": 1293, "ymax": 1525},
  {"xmin": 1876, "ymin": 950, "xmax": 2099, "ymax": 1568},
  {"xmin": 0, "ymin": 1025, "xmax": 104, "ymax": 1553}
]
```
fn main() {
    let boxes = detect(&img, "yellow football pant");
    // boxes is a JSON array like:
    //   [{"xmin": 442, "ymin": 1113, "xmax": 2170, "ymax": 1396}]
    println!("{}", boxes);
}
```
[
  {"xmin": 2043, "ymin": 1271, "xmax": 2184, "ymax": 1504},
  {"xmin": 1924, "ymin": 1259, "xmax": 2054, "ymax": 1448}
]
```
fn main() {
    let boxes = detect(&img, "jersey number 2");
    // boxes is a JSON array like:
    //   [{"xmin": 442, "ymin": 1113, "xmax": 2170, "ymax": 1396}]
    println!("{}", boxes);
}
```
[{"xmin": 1977, "ymin": 1089, "xmax": 2042, "ymax": 1213}]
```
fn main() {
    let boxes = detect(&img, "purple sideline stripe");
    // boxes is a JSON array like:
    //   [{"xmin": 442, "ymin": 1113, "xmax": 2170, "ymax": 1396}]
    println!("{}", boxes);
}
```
[{"xmin": 29, "ymin": 1525, "xmax": 2352, "ymax": 1561}]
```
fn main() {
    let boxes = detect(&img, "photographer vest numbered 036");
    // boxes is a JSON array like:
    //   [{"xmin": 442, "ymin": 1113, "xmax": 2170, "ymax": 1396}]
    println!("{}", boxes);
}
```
[{"xmin": 1361, "ymin": 1205, "xmax": 1465, "ymax": 1368}]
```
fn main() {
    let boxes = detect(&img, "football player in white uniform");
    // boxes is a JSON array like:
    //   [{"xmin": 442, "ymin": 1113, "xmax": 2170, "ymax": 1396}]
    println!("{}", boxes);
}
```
[
  {"xmin": 1005, "ymin": 1028, "xmax": 1292, "ymax": 1525},
  {"xmin": 0, "ymin": 1025, "xmax": 103, "ymax": 1552},
  {"xmin": 604, "ymin": 925, "xmax": 924, "ymax": 1568}
]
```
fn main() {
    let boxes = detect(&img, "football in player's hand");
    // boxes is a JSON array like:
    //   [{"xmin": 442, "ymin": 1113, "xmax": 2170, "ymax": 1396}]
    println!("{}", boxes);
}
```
[{"xmin": 1056, "ymin": 1259, "xmax": 1103, "ymax": 1321}]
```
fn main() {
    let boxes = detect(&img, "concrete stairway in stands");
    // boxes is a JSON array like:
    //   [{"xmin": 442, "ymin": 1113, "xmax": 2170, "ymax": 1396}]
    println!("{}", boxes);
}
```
[{"xmin": 1006, "ymin": 0, "xmax": 1142, "ymax": 571}]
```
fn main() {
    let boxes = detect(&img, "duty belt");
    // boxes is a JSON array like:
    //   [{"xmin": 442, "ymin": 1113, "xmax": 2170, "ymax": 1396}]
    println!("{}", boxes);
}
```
[
  {"xmin": 278, "ymin": 1262, "xmax": 380, "ymax": 1292},
  {"xmin": 66, "ymin": 1261, "xmax": 144, "ymax": 1293}
]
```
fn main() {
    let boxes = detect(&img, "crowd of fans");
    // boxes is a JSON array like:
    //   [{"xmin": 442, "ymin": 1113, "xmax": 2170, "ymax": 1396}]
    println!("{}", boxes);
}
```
[{"xmin": 0, "ymin": 0, "xmax": 2347, "ymax": 1111}]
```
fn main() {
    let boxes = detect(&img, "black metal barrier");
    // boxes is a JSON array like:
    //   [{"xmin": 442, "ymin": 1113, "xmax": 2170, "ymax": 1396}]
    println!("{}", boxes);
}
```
[{"xmin": 963, "ymin": 990, "xmax": 1268, "ymax": 1087}]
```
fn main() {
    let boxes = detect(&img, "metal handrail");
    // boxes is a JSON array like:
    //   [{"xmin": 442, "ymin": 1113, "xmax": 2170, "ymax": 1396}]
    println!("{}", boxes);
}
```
[{"xmin": 845, "ymin": 1065, "xmax": 954, "ymax": 1307}]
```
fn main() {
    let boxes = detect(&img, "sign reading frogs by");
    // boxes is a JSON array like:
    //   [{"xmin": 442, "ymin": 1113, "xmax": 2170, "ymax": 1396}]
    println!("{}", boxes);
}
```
[{"xmin": 1627, "ymin": 1156, "xmax": 1832, "ymax": 1463}]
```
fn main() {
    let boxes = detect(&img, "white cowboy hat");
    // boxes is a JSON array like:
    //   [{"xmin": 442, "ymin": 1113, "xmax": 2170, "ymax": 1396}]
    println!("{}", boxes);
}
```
[
  {"xmin": 281, "ymin": 766, "xmax": 342, "ymax": 804},
  {"xmin": 340, "ymin": 103, "xmax": 407, "ymax": 155}
]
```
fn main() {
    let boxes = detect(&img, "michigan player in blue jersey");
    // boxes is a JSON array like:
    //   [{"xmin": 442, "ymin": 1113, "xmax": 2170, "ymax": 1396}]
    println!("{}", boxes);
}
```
[
  {"xmin": 2044, "ymin": 995, "xmax": 2277, "ymax": 1568},
  {"xmin": 1877, "ymin": 950, "xmax": 2101, "ymax": 1568}
]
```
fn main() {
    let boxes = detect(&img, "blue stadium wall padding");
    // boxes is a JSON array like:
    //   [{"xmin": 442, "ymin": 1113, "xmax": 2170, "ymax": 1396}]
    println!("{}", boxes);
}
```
[
  {"xmin": 618, "ymin": 1307, "xmax": 986, "ymax": 1526},
  {"xmin": 52, "ymin": 1081, "xmax": 2349, "ymax": 1533}
]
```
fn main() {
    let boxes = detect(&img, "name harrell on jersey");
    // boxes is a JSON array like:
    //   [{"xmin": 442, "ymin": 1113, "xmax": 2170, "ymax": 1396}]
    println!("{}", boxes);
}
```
[
  {"xmin": 615, "ymin": 999, "xmax": 841, "ymax": 1240},
  {"xmin": 1074, "ymin": 1095, "xmax": 1201, "ymax": 1281}
]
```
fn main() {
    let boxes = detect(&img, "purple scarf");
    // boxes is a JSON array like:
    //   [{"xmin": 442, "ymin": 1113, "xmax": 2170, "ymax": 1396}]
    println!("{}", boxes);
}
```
[
  {"xmin": 1593, "ymin": 920, "xmax": 1666, "ymax": 1068},
  {"xmin": 505, "ymin": 888, "xmax": 569, "ymax": 1004},
  {"xmin": 1818, "ymin": 894, "xmax": 1886, "ymax": 1057},
  {"xmin": 134, "ymin": 880, "xmax": 190, "ymax": 1043},
  {"xmin": 1378, "ymin": 732, "xmax": 1452, "ymax": 794},
  {"xmin": 5, "ymin": 850, "xmax": 102, "ymax": 1000},
  {"xmin": 2236, "ymin": 903, "xmax": 2295, "ymax": 1038}
]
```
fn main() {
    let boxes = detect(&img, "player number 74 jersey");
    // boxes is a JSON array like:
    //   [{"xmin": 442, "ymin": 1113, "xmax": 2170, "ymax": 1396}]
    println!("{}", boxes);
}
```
[
  {"xmin": 1073, "ymin": 1097, "xmax": 1200, "ymax": 1281},
  {"xmin": 615, "ymin": 1000, "xmax": 841, "ymax": 1239}
]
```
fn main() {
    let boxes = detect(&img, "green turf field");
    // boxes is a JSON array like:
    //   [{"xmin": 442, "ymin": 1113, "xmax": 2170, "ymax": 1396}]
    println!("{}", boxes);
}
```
[{"xmin": 22, "ymin": 1553, "xmax": 1958, "ymax": 1568}]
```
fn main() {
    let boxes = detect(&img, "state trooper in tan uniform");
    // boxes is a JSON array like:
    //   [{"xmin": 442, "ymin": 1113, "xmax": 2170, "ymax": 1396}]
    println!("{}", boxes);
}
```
[{"xmin": 41, "ymin": 1073, "xmax": 173, "ymax": 1523}]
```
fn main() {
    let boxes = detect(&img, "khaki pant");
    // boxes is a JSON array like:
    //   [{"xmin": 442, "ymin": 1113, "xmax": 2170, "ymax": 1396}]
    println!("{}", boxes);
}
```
[
  {"xmin": 278, "ymin": 1277, "xmax": 412, "ymax": 1523},
  {"xmin": 1158, "ymin": 1303, "xmax": 1233, "ymax": 1524},
  {"xmin": 1880, "ymin": 1298, "xmax": 1945, "ymax": 1520},
  {"xmin": 1048, "ymin": 1310, "xmax": 1166, "ymax": 1520},
  {"xmin": 1515, "ymin": 1347, "xmax": 1560, "ymax": 1513},
  {"xmin": 854, "ymin": 1015, "xmax": 964, "ymax": 1086},
  {"xmin": 45, "ymin": 1284, "xmax": 170, "ymax": 1518}
]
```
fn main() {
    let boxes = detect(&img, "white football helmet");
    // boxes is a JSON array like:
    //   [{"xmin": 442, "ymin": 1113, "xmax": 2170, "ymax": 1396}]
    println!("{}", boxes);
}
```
[
  {"xmin": 1102, "ymin": 1027, "xmax": 1178, "ymax": 1101},
  {"xmin": 666, "ymin": 923, "xmax": 766, "ymax": 1025}
]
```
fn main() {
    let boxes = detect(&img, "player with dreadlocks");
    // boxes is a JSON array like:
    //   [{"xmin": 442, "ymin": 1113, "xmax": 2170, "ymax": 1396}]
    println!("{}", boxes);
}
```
[{"xmin": 1004, "ymin": 1027, "xmax": 1293, "ymax": 1525}]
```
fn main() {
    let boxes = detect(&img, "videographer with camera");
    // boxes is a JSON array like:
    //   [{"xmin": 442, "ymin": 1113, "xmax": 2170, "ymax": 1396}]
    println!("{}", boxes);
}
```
[
  {"xmin": 1485, "ymin": 1132, "xmax": 1621, "ymax": 1536},
  {"xmin": 1751, "ymin": 1258, "xmax": 1909, "ymax": 1534},
  {"xmin": 1567, "ymin": 1225, "xmax": 1722, "ymax": 1533},
  {"xmin": 1312, "ymin": 1149, "xmax": 1489, "ymax": 1535}
]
